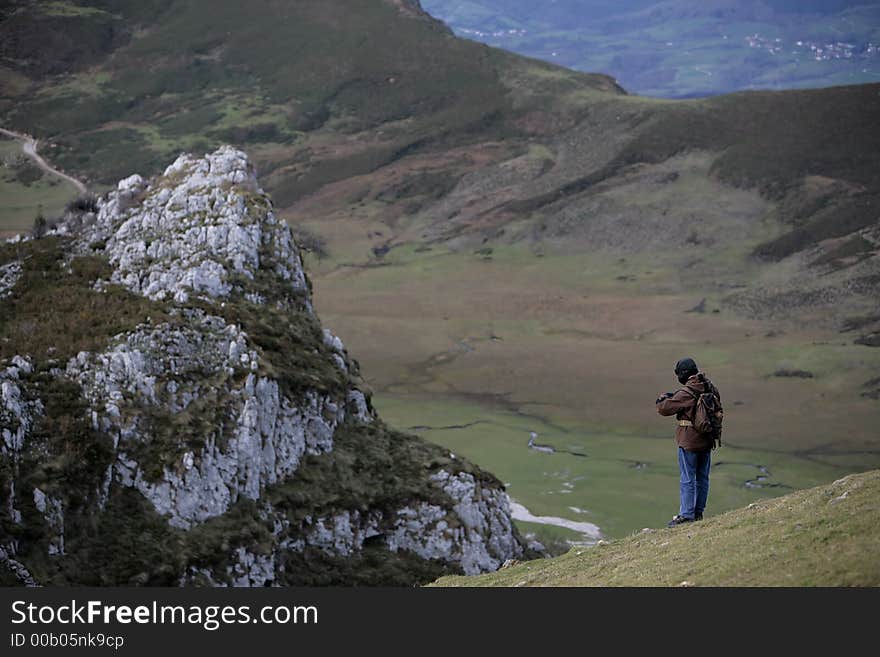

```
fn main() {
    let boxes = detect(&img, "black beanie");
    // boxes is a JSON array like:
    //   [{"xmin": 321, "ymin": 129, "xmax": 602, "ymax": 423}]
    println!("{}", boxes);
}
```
[{"xmin": 675, "ymin": 357, "xmax": 698, "ymax": 384}]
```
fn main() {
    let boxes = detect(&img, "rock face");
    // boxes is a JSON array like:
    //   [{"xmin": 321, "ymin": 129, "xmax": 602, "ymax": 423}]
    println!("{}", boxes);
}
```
[{"xmin": 0, "ymin": 146, "xmax": 524, "ymax": 586}]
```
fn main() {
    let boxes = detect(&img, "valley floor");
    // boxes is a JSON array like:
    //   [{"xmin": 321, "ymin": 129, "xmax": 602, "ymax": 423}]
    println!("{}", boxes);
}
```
[{"xmin": 308, "ymin": 244, "xmax": 880, "ymax": 543}]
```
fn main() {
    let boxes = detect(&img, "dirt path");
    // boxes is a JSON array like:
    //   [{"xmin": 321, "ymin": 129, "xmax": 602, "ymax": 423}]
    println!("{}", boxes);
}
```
[{"xmin": 0, "ymin": 127, "xmax": 87, "ymax": 195}]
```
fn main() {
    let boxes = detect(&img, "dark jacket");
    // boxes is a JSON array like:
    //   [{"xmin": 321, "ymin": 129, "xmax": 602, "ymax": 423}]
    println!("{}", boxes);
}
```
[{"xmin": 656, "ymin": 372, "xmax": 722, "ymax": 452}]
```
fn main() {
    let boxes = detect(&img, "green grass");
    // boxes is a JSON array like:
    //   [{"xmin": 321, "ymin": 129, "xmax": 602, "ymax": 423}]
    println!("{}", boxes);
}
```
[
  {"xmin": 0, "ymin": 237, "xmax": 171, "ymax": 362},
  {"xmin": 430, "ymin": 468, "xmax": 880, "ymax": 586},
  {"xmin": 0, "ymin": 138, "xmax": 80, "ymax": 233}
]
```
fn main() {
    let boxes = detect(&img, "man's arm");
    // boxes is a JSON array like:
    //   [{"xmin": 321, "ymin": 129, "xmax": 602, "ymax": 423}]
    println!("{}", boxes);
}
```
[{"xmin": 656, "ymin": 389, "xmax": 694, "ymax": 416}]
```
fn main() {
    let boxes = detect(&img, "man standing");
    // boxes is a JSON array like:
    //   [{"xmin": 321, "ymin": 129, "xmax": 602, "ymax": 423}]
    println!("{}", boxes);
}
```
[{"xmin": 656, "ymin": 357, "xmax": 722, "ymax": 527}]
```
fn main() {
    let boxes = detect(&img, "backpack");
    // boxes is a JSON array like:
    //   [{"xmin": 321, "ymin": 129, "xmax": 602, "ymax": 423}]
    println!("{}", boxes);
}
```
[{"xmin": 686, "ymin": 379, "xmax": 723, "ymax": 449}]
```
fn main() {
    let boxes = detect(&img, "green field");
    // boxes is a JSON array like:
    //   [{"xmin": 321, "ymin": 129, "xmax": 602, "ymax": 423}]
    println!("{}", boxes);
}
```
[
  {"xmin": 309, "ymin": 243, "xmax": 880, "ymax": 541},
  {"xmin": 0, "ymin": 137, "xmax": 80, "ymax": 234},
  {"xmin": 374, "ymin": 394, "xmax": 846, "ymax": 540}
]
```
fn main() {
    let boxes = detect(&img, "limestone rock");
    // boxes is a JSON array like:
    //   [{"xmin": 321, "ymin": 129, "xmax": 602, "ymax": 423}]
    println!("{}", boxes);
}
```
[
  {"xmin": 0, "ymin": 147, "xmax": 523, "ymax": 586},
  {"xmin": 0, "ymin": 261, "xmax": 21, "ymax": 299}
]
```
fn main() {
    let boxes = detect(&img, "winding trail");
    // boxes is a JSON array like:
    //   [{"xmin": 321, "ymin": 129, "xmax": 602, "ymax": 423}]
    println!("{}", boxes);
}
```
[{"xmin": 0, "ymin": 127, "xmax": 87, "ymax": 194}]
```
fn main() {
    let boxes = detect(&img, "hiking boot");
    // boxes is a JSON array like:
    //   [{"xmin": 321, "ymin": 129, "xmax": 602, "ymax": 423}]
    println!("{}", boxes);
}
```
[
  {"xmin": 695, "ymin": 513, "xmax": 704, "ymax": 521},
  {"xmin": 666, "ymin": 514, "xmax": 693, "ymax": 527}
]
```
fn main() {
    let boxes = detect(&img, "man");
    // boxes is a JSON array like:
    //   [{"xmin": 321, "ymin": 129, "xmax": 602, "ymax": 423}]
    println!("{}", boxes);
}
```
[{"xmin": 656, "ymin": 357, "xmax": 722, "ymax": 527}]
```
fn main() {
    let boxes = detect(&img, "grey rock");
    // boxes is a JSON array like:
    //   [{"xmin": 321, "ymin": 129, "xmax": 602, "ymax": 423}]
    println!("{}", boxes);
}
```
[
  {"xmin": 227, "ymin": 547, "xmax": 276, "ymax": 587},
  {"xmin": 0, "ymin": 357, "xmax": 42, "ymax": 460},
  {"xmin": 0, "ymin": 261, "xmax": 21, "ymax": 299},
  {"xmin": 305, "ymin": 510, "xmax": 383, "ymax": 557},
  {"xmin": 386, "ymin": 471, "xmax": 523, "ymax": 575},
  {"xmin": 32, "ymin": 488, "xmax": 65, "ymax": 556},
  {"xmin": 0, "ymin": 546, "xmax": 38, "ymax": 587},
  {"xmin": 66, "ymin": 315, "xmax": 346, "ymax": 528},
  {"xmin": 68, "ymin": 146, "xmax": 309, "ymax": 306}
]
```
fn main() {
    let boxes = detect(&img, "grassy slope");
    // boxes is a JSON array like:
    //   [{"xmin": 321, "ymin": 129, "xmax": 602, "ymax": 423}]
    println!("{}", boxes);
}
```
[
  {"xmin": 2, "ymin": 0, "xmax": 878, "ymax": 260},
  {"xmin": 431, "ymin": 468, "xmax": 880, "ymax": 586}
]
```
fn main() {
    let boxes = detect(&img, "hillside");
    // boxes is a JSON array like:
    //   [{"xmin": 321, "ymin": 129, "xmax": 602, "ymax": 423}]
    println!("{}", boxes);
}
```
[
  {"xmin": 0, "ymin": 0, "xmax": 620, "ymax": 188},
  {"xmin": 2, "ymin": 2, "xmax": 878, "ymax": 317},
  {"xmin": 2, "ymin": 2, "xmax": 878, "ymax": 293},
  {"xmin": 1, "ymin": 0, "xmax": 879, "ymax": 548},
  {"xmin": 431, "ymin": 469, "xmax": 880, "ymax": 586}
]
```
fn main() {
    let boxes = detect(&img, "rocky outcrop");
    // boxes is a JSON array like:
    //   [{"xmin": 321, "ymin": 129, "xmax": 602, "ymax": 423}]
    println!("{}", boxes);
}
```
[
  {"xmin": 0, "ymin": 146, "xmax": 524, "ymax": 586},
  {"xmin": 0, "ymin": 356, "xmax": 40, "ymax": 463},
  {"xmin": 62, "ymin": 147, "xmax": 309, "ymax": 306},
  {"xmin": 62, "ymin": 311, "xmax": 352, "ymax": 530}
]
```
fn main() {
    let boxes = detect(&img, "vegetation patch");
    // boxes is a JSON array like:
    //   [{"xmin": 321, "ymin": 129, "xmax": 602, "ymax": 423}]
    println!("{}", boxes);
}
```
[
  {"xmin": 13, "ymin": 162, "xmax": 43, "ymax": 186},
  {"xmin": 212, "ymin": 295, "xmax": 347, "ymax": 400},
  {"xmin": 1, "ymin": 367, "xmax": 116, "ymax": 585},
  {"xmin": 810, "ymin": 235, "xmax": 876, "ymax": 268},
  {"xmin": 22, "ymin": 371, "xmax": 114, "ymax": 503},
  {"xmin": 0, "ymin": 237, "xmax": 171, "ymax": 362},
  {"xmin": 277, "ymin": 543, "xmax": 452, "ymax": 586},
  {"xmin": 52, "ymin": 127, "xmax": 165, "ymax": 185},
  {"xmin": 266, "ymin": 421, "xmax": 490, "ymax": 520},
  {"xmin": 754, "ymin": 193, "xmax": 880, "ymax": 261},
  {"xmin": 132, "ymin": 385, "xmax": 234, "ymax": 484}
]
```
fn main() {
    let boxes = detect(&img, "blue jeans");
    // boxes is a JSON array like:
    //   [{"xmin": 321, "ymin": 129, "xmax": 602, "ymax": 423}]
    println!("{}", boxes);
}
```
[{"xmin": 678, "ymin": 447, "xmax": 711, "ymax": 519}]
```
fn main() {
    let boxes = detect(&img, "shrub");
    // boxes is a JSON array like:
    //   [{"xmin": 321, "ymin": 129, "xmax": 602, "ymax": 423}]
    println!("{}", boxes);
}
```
[
  {"xmin": 290, "ymin": 225, "xmax": 328, "ymax": 260},
  {"xmin": 31, "ymin": 210, "xmax": 47, "ymax": 238},
  {"xmin": 65, "ymin": 194, "xmax": 99, "ymax": 214}
]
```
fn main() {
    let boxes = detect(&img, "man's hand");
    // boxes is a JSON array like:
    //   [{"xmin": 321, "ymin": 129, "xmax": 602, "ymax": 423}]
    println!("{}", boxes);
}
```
[{"xmin": 655, "ymin": 392, "xmax": 674, "ymax": 404}]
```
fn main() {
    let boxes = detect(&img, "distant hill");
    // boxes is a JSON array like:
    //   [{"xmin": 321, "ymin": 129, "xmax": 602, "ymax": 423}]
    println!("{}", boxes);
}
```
[
  {"xmin": 422, "ymin": 0, "xmax": 880, "ymax": 97},
  {"xmin": 431, "ymin": 469, "xmax": 880, "ymax": 586}
]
